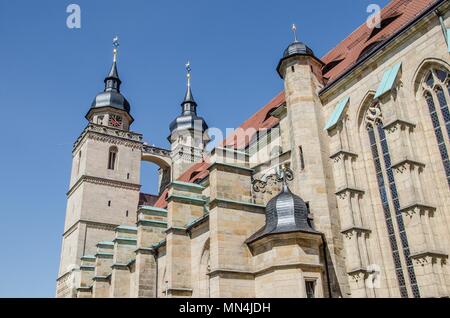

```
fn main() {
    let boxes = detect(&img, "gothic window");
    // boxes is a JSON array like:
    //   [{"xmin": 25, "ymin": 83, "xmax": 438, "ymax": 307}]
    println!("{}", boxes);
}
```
[
  {"xmin": 422, "ymin": 68, "xmax": 450, "ymax": 187},
  {"xmin": 108, "ymin": 146, "xmax": 118, "ymax": 170},
  {"xmin": 365, "ymin": 104, "xmax": 420, "ymax": 298}
]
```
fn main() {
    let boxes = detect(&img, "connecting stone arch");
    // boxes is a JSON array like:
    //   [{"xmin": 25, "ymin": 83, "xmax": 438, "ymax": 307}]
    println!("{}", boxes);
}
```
[{"xmin": 141, "ymin": 144, "xmax": 172, "ymax": 193}]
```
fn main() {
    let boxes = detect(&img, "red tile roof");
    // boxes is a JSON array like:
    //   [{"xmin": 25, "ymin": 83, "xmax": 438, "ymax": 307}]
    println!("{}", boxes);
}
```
[
  {"xmin": 321, "ymin": 0, "xmax": 437, "ymax": 82},
  {"xmin": 152, "ymin": 0, "xmax": 439, "ymax": 208}
]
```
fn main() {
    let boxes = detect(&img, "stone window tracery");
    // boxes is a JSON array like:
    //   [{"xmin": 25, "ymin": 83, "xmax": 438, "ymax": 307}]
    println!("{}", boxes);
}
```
[
  {"xmin": 422, "ymin": 68, "xmax": 450, "ymax": 187},
  {"xmin": 365, "ymin": 103, "xmax": 420, "ymax": 298}
]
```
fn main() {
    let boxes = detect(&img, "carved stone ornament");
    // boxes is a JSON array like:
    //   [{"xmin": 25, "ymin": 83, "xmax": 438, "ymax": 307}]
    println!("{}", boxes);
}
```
[
  {"xmin": 252, "ymin": 166, "xmax": 294, "ymax": 193},
  {"xmin": 365, "ymin": 103, "xmax": 383, "ymax": 127}
]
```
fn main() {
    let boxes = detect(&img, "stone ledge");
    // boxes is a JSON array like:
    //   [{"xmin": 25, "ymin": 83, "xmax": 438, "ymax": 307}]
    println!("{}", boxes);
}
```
[
  {"xmin": 208, "ymin": 162, "xmax": 254, "ymax": 175},
  {"xmin": 116, "ymin": 225, "xmax": 138, "ymax": 233},
  {"xmin": 137, "ymin": 219, "xmax": 168, "ymax": 228},
  {"xmin": 165, "ymin": 227, "xmax": 188, "ymax": 235},
  {"xmin": 167, "ymin": 194, "xmax": 206, "ymax": 206},
  {"xmin": 209, "ymin": 198, "xmax": 265, "ymax": 213},
  {"xmin": 113, "ymin": 237, "xmax": 137, "ymax": 245},
  {"xmin": 171, "ymin": 180, "xmax": 205, "ymax": 191},
  {"xmin": 409, "ymin": 250, "xmax": 448, "ymax": 260},
  {"xmin": 335, "ymin": 186, "xmax": 365, "ymax": 198},
  {"xmin": 391, "ymin": 158, "xmax": 425, "ymax": 171},
  {"xmin": 152, "ymin": 239, "xmax": 167, "ymax": 250},
  {"xmin": 138, "ymin": 205, "xmax": 168, "ymax": 216},
  {"xmin": 81, "ymin": 255, "xmax": 96, "ymax": 261},
  {"xmin": 400, "ymin": 202, "xmax": 436, "ymax": 214},
  {"xmin": 92, "ymin": 276, "xmax": 110, "ymax": 282},
  {"xmin": 80, "ymin": 265, "xmax": 95, "ymax": 271},
  {"xmin": 341, "ymin": 226, "xmax": 371, "ymax": 236},
  {"xmin": 95, "ymin": 252, "xmax": 114, "ymax": 259},
  {"xmin": 330, "ymin": 149, "xmax": 358, "ymax": 160},
  {"xmin": 383, "ymin": 118, "xmax": 416, "ymax": 131},
  {"xmin": 111, "ymin": 263, "xmax": 130, "ymax": 270},
  {"xmin": 76, "ymin": 286, "xmax": 92, "ymax": 291},
  {"xmin": 186, "ymin": 214, "xmax": 209, "ymax": 232},
  {"xmin": 96, "ymin": 241, "xmax": 114, "ymax": 248},
  {"xmin": 135, "ymin": 247, "xmax": 156, "ymax": 255}
]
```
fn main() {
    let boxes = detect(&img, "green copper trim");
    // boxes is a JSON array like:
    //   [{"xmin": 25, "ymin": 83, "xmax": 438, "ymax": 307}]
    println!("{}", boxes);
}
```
[
  {"xmin": 137, "ymin": 219, "xmax": 168, "ymax": 228},
  {"xmin": 171, "ymin": 180, "xmax": 205, "ymax": 191},
  {"xmin": 167, "ymin": 194, "xmax": 206, "ymax": 206},
  {"xmin": 113, "ymin": 237, "xmax": 137, "ymax": 245},
  {"xmin": 116, "ymin": 225, "xmax": 138, "ymax": 233},
  {"xmin": 138, "ymin": 205, "xmax": 168, "ymax": 216}
]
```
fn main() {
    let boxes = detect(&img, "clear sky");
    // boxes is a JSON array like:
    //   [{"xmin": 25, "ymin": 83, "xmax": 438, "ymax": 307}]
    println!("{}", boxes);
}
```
[{"xmin": 0, "ymin": 0, "xmax": 389, "ymax": 297}]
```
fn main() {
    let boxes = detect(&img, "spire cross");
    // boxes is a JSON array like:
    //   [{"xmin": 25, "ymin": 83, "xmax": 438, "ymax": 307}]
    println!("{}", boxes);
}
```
[
  {"xmin": 291, "ymin": 24, "xmax": 298, "ymax": 42},
  {"xmin": 185, "ymin": 61, "xmax": 191, "ymax": 87},
  {"xmin": 113, "ymin": 36, "xmax": 120, "ymax": 62}
]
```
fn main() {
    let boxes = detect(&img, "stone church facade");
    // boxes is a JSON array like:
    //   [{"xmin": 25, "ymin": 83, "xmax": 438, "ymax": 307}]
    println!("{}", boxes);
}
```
[{"xmin": 57, "ymin": 0, "xmax": 450, "ymax": 298}]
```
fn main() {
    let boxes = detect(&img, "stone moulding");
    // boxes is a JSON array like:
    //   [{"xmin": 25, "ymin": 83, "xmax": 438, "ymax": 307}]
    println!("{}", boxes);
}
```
[
  {"xmin": 335, "ymin": 186, "xmax": 365, "ymax": 199},
  {"xmin": 73, "ymin": 123, "xmax": 143, "ymax": 152},
  {"xmin": 96, "ymin": 241, "xmax": 114, "ymax": 248},
  {"xmin": 92, "ymin": 275, "xmax": 110, "ymax": 282},
  {"xmin": 171, "ymin": 180, "xmax": 205, "ymax": 191},
  {"xmin": 165, "ymin": 227, "xmax": 188, "ymax": 235},
  {"xmin": 80, "ymin": 265, "xmax": 95, "ymax": 271},
  {"xmin": 134, "ymin": 247, "xmax": 156, "ymax": 256},
  {"xmin": 186, "ymin": 214, "xmax": 209, "ymax": 232},
  {"xmin": 391, "ymin": 158, "xmax": 425, "ymax": 173},
  {"xmin": 340, "ymin": 226, "xmax": 372, "ymax": 237},
  {"xmin": 95, "ymin": 252, "xmax": 114, "ymax": 259},
  {"xmin": 137, "ymin": 219, "xmax": 168, "ymax": 228},
  {"xmin": 138, "ymin": 205, "xmax": 168, "ymax": 217},
  {"xmin": 167, "ymin": 194, "xmax": 206, "ymax": 206},
  {"xmin": 208, "ymin": 162, "xmax": 254, "ymax": 175},
  {"xmin": 383, "ymin": 118, "xmax": 416, "ymax": 132},
  {"xmin": 409, "ymin": 251, "xmax": 448, "ymax": 265},
  {"xmin": 80, "ymin": 255, "xmax": 96, "ymax": 261},
  {"xmin": 113, "ymin": 237, "xmax": 137, "ymax": 245},
  {"xmin": 116, "ymin": 225, "xmax": 138, "ymax": 234},
  {"xmin": 67, "ymin": 175, "xmax": 141, "ymax": 197},
  {"xmin": 330, "ymin": 149, "xmax": 358, "ymax": 162},
  {"xmin": 399, "ymin": 202, "xmax": 436, "ymax": 216},
  {"xmin": 152, "ymin": 239, "xmax": 167, "ymax": 250},
  {"xmin": 111, "ymin": 263, "xmax": 129, "ymax": 270},
  {"xmin": 209, "ymin": 198, "xmax": 265, "ymax": 213}
]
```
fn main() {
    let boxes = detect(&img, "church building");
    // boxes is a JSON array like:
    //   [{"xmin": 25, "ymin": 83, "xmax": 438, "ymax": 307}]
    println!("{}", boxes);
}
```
[{"xmin": 57, "ymin": 0, "xmax": 450, "ymax": 298}]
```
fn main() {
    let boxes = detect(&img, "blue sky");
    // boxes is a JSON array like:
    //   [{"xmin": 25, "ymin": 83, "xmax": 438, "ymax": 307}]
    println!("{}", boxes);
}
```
[{"xmin": 0, "ymin": 0, "xmax": 389, "ymax": 297}]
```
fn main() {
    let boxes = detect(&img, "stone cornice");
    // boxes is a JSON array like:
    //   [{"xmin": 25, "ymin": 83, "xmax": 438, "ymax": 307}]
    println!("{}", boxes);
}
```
[
  {"xmin": 209, "ymin": 198, "xmax": 265, "ymax": 214},
  {"xmin": 63, "ymin": 220, "xmax": 118, "ymax": 238},
  {"xmin": 135, "ymin": 247, "xmax": 156, "ymax": 256},
  {"xmin": 138, "ymin": 205, "xmax": 168, "ymax": 216},
  {"xmin": 165, "ymin": 226, "xmax": 188, "ymax": 235},
  {"xmin": 400, "ymin": 202, "xmax": 436, "ymax": 216},
  {"xmin": 335, "ymin": 186, "xmax": 365, "ymax": 199},
  {"xmin": 341, "ymin": 226, "xmax": 371, "ymax": 237},
  {"xmin": 410, "ymin": 250, "xmax": 448, "ymax": 262},
  {"xmin": 92, "ymin": 275, "xmax": 111, "ymax": 282},
  {"xmin": 208, "ymin": 162, "xmax": 254, "ymax": 175},
  {"xmin": 170, "ymin": 180, "xmax": 205, "ymax": 192},
  {"xmin": 383, "ymin": 118, "xmax": 416, "ymax": 132},
  {"xmin": 167, "ymin": 194, "xmax": 206, "ymax": 206},
  {"xmin": 186, "ymin": 214, "xmax": 209, "ymax": 232},
  {"xmin": 113, "ymin": 237, "xmax": 137, "ymax": 245},
  {"xmin": 392, "ymin": 158, "xmax": 425, "ymax": 173},
  {"xmin": 67, "ymin": 175, "xmax": 141, "ymax": 197},
  {"xmin": 330, "ymin": 149, "xmax": 358, "ymax": 162},
  {"xmin": 137, "ymin": 219, "xmax": 168, "ymax": 228},
  {"xmin": 73, "ymin": 123, "xmax": 143, "ymax": 153}
]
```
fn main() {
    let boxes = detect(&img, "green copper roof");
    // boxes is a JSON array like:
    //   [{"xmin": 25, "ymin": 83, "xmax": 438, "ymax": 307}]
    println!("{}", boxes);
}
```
[
  {"xmin": 324, "ymin": 96, "xmax": 350, "ymax": 131},
  {"xmin": 374, "ymin": 62, "xmax": 402, "ymax": 99}
]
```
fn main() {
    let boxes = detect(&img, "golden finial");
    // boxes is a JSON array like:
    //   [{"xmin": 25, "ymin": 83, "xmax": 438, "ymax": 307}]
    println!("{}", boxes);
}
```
[
  {"xmin": 185, "ymin": 61, "xmax": 191, "ymax": 87},
  {"xmin": 113, "ymin": 36, "xmax": 120, "ymax": 62},
  {"xmin": 291, "ymin": 24, "xmax": 298, "ymax": 42}
]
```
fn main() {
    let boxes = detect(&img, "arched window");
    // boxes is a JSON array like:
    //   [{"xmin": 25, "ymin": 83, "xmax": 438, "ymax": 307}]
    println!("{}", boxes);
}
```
[
  {"xmin": 422, "ymin": 68, "xmax": 450, "ymax": 187},
  {"xmin": 108, "ymin": 146, "xmax": 118, "ymax": 170},
  {"xmin": 365, "ymin": 104, "xmax": 420, "ymax": 298}
]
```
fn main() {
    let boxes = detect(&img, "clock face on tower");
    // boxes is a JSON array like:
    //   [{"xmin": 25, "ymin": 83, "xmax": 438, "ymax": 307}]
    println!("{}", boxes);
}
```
[{"xmin": 108, "ymin": 114, "xmax": 123, "ymax": 128}]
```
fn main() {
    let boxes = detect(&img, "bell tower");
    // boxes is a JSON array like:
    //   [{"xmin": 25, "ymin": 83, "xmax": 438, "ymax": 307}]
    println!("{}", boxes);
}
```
[
  {"xmin": 169, "ymin": 62, "xmax": 210, "ymax": 179},
  {"xmin": 56, "ymin": 38, "xmax": 143, "ymax": 298}
]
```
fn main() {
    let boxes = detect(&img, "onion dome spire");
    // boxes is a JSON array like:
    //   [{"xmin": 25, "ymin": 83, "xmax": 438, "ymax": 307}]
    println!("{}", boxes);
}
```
[
  {"xmin": 181, "ymin": 61, "xmax": 197, "ymax": 114},
  {"xmin": 87, "ymin": 36, "xmax": 132, "ymax": 121}
]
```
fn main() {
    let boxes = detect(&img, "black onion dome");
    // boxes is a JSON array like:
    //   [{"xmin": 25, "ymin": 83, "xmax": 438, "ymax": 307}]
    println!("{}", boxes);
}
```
[
  {"xmin": 283, "ymin": 41, "xmax": 315, "ymax": 57},
  {"xmin": 276, "ymin": 41, "xmax": 323, "ymax": 78},
  {"xmin": 88, "ymin": 60, "xmax": 131, "ymax": 116},
  {"xmin": 169, "ymin": 83, "xmax": 208, "ymax": 136},
  {"xmin": 246, "ymin": 183, "xmax": 320, "ymax": 244}
]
